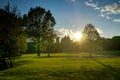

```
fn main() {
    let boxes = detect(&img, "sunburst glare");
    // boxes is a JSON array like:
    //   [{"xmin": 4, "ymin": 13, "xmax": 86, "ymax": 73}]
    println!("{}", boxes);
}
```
[{"xmin": 73, "ymin": 32, "xmax": 83, "ymax": 41}]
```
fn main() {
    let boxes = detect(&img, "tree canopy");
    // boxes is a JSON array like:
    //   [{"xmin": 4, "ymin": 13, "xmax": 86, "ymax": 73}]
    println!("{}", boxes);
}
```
[
  {"xmin": 24, "ymin": 6, "xmax": 56, "ymax": 56},
  {"xmin": 0, "ymin": 4, "xmax": 27, "ymax": 70},
  {"xmin": 83, "ymin": 23, "xmax": 100, "ymax": 40}
]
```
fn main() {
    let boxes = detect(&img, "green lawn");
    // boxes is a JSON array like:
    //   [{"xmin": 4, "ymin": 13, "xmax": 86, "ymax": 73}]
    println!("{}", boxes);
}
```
[{"xmin": 0, "ymin": 52, "xmax": 120, "ymax": 80}]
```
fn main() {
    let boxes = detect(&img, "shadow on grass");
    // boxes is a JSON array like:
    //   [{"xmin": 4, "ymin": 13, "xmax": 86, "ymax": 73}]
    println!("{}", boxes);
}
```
[
  {"xmin": 98, "ymin": 51, "xmax": 120, "ymax": 56},
  {"xmin": 14, "ymin": 60, "xmax": 32, "ymax": 67},
  {"xmin": 90, "ymin": 56, "xmax": 120, "ymax": 80},
  {"xmin": 36, "ymin": 56, "xmax": 94, "ymax": 59}
]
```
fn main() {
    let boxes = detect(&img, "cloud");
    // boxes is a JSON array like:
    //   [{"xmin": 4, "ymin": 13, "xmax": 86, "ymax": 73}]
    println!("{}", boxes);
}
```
[
  {"xmin": 101, "ymin": 3, "xmax": 120, "ymax": 15},
  {"xmin": 55, "ymin": 27, "xmax": 84, "ymax": 41},
  {"xmin": 100, "ymin": 3, "xmax": 120, "ymax": 22},
  {"xmin": 99, "ymin": 13, "xmax": 111, "ymax": 19},
  {"xmin": 72, "ymin": 0, "xmax": 76, "ymax": 2},
  {"xmin": 89, "ymin": 0, "xmax": 93, "ymax": 2},
  {"xmin": 85, "ymin": 1, "xmax": 120, "ymax": 23},
  {"xmin": 56, "ymin": 27, "xmax": 105, "ymax": 40},
  {"xmin": 96, "ymin": 28, "xmax": 105, "ymax": 37},
  {"xmin": 96, "ymin": 28, "xmax": 104, "ymax": 34},
  {"xmin": 85, "ymin": 0, "xmax": 100, "ymax": 10},
  {"xmin": 99, "ymin": 13, "xmax": 105, "ymax": 17},
  {"xmin": 67, "ymin": 0, "xmax": 76, "ymax": 3},
  {"xmin": 94, "ymin": 7, "xmax": 100, "ymax": 10},
  {"xmin": 85, "ymin": 1, "xmax": 97, "ymax": 8},
  {"xmin": 55, "ymin": 28, "xmax": 74, "ymax": 39},
  {"xmin": 106, "ymin": 16, "xmax": 111, "ymax": 19},
  {"xmin": 113, "ymin": 19, "xmax": 120, "ymax": 23}
]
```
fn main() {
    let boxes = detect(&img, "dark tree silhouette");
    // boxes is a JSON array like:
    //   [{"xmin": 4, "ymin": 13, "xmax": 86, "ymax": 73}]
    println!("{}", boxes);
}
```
[
  {"xmin": 61, "ymin": 35, "xmax": 73, "ymax": 52},
  {"xmin": 24, "ymin": 7, "xmax": 56, "ymax": 57},
  {"xmin": 112, "ymin": 36, "xmax": 120, "ymax": 50},
  {"xmin": 0, "ymin": 4, "xmax": 27, "ymax": 70}
]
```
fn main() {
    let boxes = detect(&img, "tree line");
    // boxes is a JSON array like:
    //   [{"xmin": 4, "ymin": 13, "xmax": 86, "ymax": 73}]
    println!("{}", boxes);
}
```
[{"xmin": 26, "ymin": 23, "xmax": 120, "ymax": 54}]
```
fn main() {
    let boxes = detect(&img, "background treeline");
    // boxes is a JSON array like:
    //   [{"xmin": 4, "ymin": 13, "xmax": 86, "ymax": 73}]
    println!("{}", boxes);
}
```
[
  {"xmin": 26, "ymin": 34, "xmax": 120, "ymax": 53},
  {"xmin": 26, "ymin": 24, "xmax": 120, "ymax": 53}
]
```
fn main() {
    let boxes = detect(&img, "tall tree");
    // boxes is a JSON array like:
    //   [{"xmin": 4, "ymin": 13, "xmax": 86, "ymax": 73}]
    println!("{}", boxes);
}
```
[
  {"xmin": 24, "ymin": 7, "xmax": 56, "ymax": 56},
  {"xmin": 82, "ymin": 23, "xmax": 100, "ymax": 55},
  {"xmin": 61, "ymin": 35, "xmax": 73, "ymax": 52},
  {"xmin": 0, "ymin": 4, "xmax": 27, "ymax": 69},
  {"xmin": 42, "ymin": 11, "xmax": 56, "ymax": 57},
  {"xmin": 83, "ymin": 23, "xmax": 100, "ymax": 40}
]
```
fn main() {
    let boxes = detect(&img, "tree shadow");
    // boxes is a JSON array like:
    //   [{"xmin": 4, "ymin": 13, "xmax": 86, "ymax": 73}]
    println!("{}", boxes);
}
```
[
  {"xmin": 90, "ymin": 56, "xmax": 120, "ymax": 79},
  {"xmin": 36, "ymin": 55, "xmax": 76, "ymax": 58},
  {"xmin": 14, "ymin": 60, "xmax": 32, "ymax": 67}
]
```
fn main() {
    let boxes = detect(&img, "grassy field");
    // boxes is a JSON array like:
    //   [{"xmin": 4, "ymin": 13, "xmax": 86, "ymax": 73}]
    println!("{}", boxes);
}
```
[{"xmin": 0, "ymin": 52, "xmax": 120, "ymax": 80}]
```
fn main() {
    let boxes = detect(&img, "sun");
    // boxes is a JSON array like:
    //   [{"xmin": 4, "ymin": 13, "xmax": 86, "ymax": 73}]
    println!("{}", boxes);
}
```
[{"xmin": 73, "ymin": 32, "xmax": 83, "ymax": 41}]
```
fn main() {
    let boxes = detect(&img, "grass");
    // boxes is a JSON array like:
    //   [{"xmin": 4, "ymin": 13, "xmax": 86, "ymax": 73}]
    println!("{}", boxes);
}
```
[{"xmin": 0, "ymin": 52, "xmax": 120, "ymax": 80}]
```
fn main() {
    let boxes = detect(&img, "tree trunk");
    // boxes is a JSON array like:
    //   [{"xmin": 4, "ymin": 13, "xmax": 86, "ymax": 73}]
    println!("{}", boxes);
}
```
[
  {"xmin": 0, "ymin": 54, "xmax": 8, "ymax": 70},
  {"xmin": 89, "ymin": 52, "xmax": 92, "ymax": 57},
  {"xmin": 47, "ymin": 38, "xmax": 50, "ymax": 57},
  {"xmin": 8, "ymin": 56, "xmax": 13, "ymax": 68},
  {"xmin": 47, "ymin": 45, "xmax": 50, "ymax": 57},
  {"xmin": 48, "ymin": 49, "xmax": 50, "ymax": 57},
  {"xmin": 37, "ymin": 39, "xmax": 40, "ymax": 57}
]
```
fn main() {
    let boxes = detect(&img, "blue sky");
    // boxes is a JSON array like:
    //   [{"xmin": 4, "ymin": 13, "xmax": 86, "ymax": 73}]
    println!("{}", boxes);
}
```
[{"xmin": 0, "ymin": 0, "xmax": 120, "ymax": 38}]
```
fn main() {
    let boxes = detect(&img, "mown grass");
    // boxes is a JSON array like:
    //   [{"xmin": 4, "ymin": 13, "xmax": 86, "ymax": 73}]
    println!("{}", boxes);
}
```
[{"xmin": 0, "ymin": 52, "xmax": 120, "ymax": 80}]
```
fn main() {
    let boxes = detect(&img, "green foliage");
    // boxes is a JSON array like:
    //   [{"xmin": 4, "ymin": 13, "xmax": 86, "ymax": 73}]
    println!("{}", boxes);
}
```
[
  {"xmin": 39, "ymin": 40, "xmax": 47, "ymax": 52},
  {"xmin": 16, "ymin": 35, "xmax": 28, "ymax": 54},
  {"xmin": 82, "ymin": 23, "xmax": 101, "ymax": 53},
  {"xmin": 26, "ymin": 42, "xmax": 37, "ymax": 53},
  {"xmin": 0, "ymin": 4, "xmax": 27, "ymax": 69},
  {"xmin": 83, "ymin": 23, "xmax": 100, "ymax": 40},
  {"xmin": 24, "ymin": 6, "xmax": 56, "ymax": 56},
  {"xmin": 61, "ymin": 36, "xmax": 73, "ymax": 52},
  {"xmin": 0, "ymin": 52, "xmax": 120, "ymax": 80},
  {"xmin": 112, "ymin": 36, "xmax": 120, "ymax": 42},
  {"xmin": 111, "ymin": 36, "xmax": 120, "ymax": 50}
]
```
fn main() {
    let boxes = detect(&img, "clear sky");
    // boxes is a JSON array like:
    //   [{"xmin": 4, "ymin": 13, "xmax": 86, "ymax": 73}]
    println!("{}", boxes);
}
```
[{"xmin": 0, "ymin": 0, "xmax": 120, "ymax": 38}]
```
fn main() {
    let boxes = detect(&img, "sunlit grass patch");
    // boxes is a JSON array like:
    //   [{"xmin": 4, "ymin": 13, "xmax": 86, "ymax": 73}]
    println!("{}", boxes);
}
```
[{"xmin": 0, "ymin": 52, "xmax": 120, "ymax": 80}]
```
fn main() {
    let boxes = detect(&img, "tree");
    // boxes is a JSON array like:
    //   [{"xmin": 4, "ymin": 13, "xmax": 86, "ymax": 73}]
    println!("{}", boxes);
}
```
[
  {"xmin": 0, "ymin": 4, "xmax": 27, "ymax": 69},
  {"xmin": 24, "ymin": 7, "xmax": 56, "ymax": 56},
  {"xmin": 82, "ymin": 23, "xmax": 100, "ymax": 55},
  {"xmin": 111, "ymin": 36, "xmax": 120, "ymax": 50},
  {"xmin": 52, "ymin": 37, "xmax": 62, "ymax": 53},
  {"xmin": 61, "ymin": 35, "xmax": 73, "ymax": 52},
  {"xmin": 42, "ymin": 18, "xmax": 56, "ymax": 57},
  {"xmin": 83, "ymin": 23, "xmax": 100, "ymax": 40}
]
